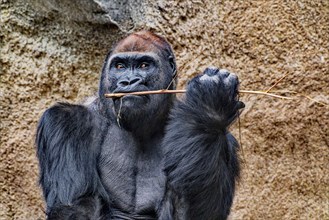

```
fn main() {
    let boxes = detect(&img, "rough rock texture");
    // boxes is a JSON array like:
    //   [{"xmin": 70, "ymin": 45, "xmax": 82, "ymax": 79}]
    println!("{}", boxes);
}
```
[
  {"xmin": 32, "ymin": 0, "xmax": 149, "ymax": 32},
  {"xmin": 1, "ymin": 0, "xmax": 328, "ymax": 219}
]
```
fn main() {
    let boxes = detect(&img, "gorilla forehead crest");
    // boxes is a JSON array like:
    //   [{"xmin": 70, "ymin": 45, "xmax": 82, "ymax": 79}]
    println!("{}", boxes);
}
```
[{"xmin": 112, "ymin": 31, "xmax": 173, "ymax": 56}]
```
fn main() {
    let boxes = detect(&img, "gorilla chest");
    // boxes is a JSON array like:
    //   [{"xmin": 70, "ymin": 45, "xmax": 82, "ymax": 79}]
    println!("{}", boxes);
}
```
[{"xmin": 99, "ymin": 127, "xmax": 166, "ymax": 213}]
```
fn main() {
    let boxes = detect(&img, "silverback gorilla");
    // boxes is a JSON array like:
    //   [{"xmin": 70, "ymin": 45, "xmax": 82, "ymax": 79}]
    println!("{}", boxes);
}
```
[{"xmin": 36, "ymin": 31, "xmax": 244, "ymax": 220}]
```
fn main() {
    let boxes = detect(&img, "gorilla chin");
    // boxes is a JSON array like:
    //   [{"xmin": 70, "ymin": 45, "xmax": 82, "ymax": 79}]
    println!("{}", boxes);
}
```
[{"xmin": 113, "ymin": 95, "xmax": 149, "ymax": 117}]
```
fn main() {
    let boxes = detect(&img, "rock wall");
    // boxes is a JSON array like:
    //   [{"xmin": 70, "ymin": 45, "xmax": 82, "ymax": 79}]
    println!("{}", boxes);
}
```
[{"xmin": 1, "ymin": 0, "xmax": 328, "ymax": 219}]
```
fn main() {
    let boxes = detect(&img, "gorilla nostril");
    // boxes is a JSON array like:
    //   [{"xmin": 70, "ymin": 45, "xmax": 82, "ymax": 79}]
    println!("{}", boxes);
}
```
[
  {"xmin": 119, "ymin": 80, "xmax": 130, "ymax": 87},
  {"xmin": 130, "ymin": 78, "xmax": 142, "ymax": 85}
]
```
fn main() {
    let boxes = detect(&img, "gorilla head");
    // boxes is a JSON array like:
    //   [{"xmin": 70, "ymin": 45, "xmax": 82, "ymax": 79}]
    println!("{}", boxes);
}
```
[{"xmin": 99, "ymin": 31, "xmax": 177, "ymax": 135}]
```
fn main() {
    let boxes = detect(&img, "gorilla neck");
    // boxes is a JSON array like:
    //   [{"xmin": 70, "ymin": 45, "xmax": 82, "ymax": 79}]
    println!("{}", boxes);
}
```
[
  {"xmin": 116, "ymin": 97, "xmax": 174, "ymax": 141},
  {"xmin": 118, "ymin": 108, "xmax": 168, "ymax": 140}
]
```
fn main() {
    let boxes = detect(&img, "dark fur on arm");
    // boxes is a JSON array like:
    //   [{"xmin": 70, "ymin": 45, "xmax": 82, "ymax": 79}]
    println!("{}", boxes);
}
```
[
  {"xmin": 163, "ymin": 69, "xmax": 242, "ymax": 220},
  {"xmin": 36, "ymin": 102, "xmax": 108, "ymax": 218}
]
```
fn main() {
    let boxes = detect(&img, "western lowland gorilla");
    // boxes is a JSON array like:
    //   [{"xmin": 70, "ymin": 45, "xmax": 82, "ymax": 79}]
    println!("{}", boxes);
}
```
[{"xmin": 36, "ymin": 31, "xmax": 244, "ymax": 220}]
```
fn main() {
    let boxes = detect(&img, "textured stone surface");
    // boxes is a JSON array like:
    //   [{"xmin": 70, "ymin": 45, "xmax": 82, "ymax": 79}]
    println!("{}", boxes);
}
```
[
  {"xmin": 32, "ymin": 0, "xmax": 148, "ymax": 31},
  {"xmin": 1, "ymin": 0, "xmax": 328, "ymax": 219}
]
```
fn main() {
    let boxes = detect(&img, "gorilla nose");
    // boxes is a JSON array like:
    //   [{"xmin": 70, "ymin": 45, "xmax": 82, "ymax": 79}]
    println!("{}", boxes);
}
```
[{"xmin": 118, "ymin": 76, "xmax": 143, "ymax": 88}]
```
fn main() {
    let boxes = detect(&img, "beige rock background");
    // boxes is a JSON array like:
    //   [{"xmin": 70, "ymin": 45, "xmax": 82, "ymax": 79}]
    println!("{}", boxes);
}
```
[{"xmin": 1, "ymin": 0, "xmax": 328, "ymax": 219}]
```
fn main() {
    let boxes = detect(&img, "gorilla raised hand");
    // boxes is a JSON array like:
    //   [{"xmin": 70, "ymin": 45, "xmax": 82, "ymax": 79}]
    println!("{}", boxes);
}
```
[{"xmin": 36, "ymin": 31, "xmax": 243, "ymax": 220}]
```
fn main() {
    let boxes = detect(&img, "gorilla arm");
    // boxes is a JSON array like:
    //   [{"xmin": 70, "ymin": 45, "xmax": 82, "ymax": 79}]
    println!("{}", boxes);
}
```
[
  {"xmin": 162, "ymin": 68, "xmax": 243, "ymax": 220},
  {"xmin": 36, "ymin": 102, "xmax": 107, "ymax": 219}
]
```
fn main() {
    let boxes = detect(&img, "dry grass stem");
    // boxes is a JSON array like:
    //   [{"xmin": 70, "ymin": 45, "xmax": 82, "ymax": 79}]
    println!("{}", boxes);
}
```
[
  {"xmin": 104, "ymin": 89, "xmax": 293, "ymax": 100},
  {"xmin": 265, "ymin": 72, "xmax": 290, "ymax": 93},
  {"xmin": 269, "ymin": 90, "xmax": 329, "ymax": 107},
  {"xmin": 105, "ymin": 90, "xmax": 186, "ymax": 98}
]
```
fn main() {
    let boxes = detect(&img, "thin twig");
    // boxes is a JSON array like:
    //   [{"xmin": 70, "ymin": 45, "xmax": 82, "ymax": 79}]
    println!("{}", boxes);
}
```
[
  {"xmin": 104, "ymin": 89, "xmax": 293, "ymax": 100},
  {"xmin": 268, "ymin": 90, "xmax": 329, "ymax": 107},
  {"xmin": 105, "ymin": 90, "xmax": 186, "ymax": 98},
  {"xmin": 265, "ymin": 72, "xmax": 290, "ymax": 93},
  {"xmin": 299, "ymin": 94, "xmax": 329, "ymax": 107},
  {"xmin": 239, "ymin": 90, "xmax": 293, "ymax": 99}
]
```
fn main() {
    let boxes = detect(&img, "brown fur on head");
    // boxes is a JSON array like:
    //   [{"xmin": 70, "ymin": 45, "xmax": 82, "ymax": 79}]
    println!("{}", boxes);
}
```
[{"xmin": 111, "ymin": 31, "xmax": 175, "ymax": 60}]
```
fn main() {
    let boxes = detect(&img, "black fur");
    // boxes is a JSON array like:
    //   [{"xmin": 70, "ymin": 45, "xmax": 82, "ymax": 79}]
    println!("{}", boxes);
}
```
[
  {"xmin": 36, "ymin": 33, "xmax": 243, "ymax": 220},
  {"xmin": 162, "ymin": 68, "xmax": 242, "ymax": 219}
]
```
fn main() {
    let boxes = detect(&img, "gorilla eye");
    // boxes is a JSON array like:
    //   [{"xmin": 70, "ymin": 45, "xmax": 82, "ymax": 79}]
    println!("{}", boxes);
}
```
[
  {"xmin": 139, "ymin": 62, "xmax": 149, "ymax": 69},
  {"xmin": 115, "ymin": 63, "xmax": 125, "ymax": 69}
]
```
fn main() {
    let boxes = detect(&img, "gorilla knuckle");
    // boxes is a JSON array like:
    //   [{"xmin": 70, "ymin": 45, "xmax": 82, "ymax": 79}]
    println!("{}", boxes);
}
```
[
  {"xmin": 218, "ymin": 69, "xmax": 230, "ymax": 77},
  {"xmin": 199, "ymin": 74, "xmax": 220, "ymax": 84},
  {"xmin": 204, "ymin": 66, "xmax": 220, "ymax": 76}
]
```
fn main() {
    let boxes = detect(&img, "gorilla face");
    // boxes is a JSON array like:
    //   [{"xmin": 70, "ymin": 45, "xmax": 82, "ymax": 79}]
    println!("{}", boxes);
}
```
[
  {"xmin": 107, "ymin": 51, "xmax": 173, "ymax": 118},
  {"xmin": 108, "ymin": 52, "xmax": 163, "ymax": 111}
]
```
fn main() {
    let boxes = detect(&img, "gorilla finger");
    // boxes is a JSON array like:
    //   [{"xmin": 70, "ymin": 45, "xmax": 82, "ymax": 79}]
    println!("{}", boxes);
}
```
[
  {"xmin": 218, "ymin": 69, "xmax": 230, "ymax": 78},
  {"xmin": 204, "ymin": 66, "xmax": 220, "ymax": 76}
]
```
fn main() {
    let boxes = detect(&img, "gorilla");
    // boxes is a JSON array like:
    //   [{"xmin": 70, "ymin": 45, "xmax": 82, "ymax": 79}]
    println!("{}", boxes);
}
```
[{"xmin": 36, "ymin": 31, "xmax": 244, "ymax": 220}]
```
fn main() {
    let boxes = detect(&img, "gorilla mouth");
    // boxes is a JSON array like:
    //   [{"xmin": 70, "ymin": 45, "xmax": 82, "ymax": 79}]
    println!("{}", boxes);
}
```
[
  {"xmin": 113, "ymin": 85, "xmax": 149, "ymax": 94},
  {"xmin": 112, "ymin": 86, "xmax": 150, "ymax": 106},
  {"xmin": 112, "ymin": 94, "xmax": 147, "ymax": 105}
]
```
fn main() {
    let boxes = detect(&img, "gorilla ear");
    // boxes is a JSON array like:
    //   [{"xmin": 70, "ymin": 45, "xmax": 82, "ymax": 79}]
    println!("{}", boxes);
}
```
[
  {"xmin": 168, "ymin": 56, "xmax": 176, "ymax": 76},
  {"xmin": 167, "ymin": 56, "xmax": 177, "ymax": 89}
]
